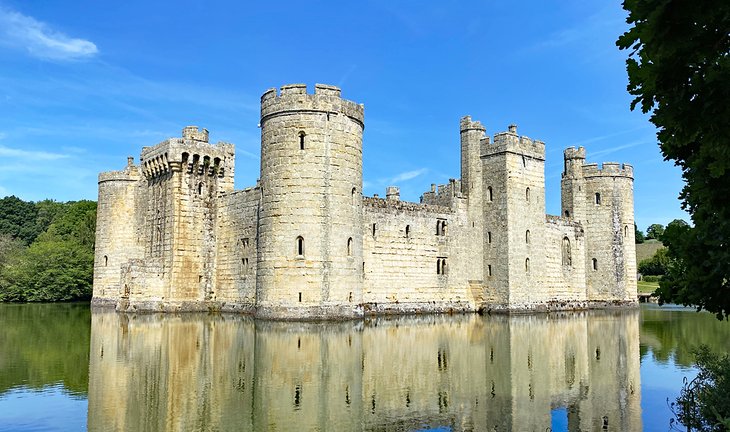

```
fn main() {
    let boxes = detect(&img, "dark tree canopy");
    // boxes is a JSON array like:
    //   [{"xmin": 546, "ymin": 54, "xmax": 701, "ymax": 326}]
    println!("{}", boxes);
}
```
[
  {"xmin": 618, "ymin": 0, "xmax": 730, "ymax": 319},
  {"xmin": 634, "ymin": 223, "xmax": 645, "ymax": 244},
  {"xmin": 645, "ymin": 223, "xmax": 665, "ymax": 240}
]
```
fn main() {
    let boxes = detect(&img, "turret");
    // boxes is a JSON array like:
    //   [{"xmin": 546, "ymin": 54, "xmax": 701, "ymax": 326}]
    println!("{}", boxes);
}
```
[
  {"xmin": 561, "ymin": 146, "xmax": 587, "ymax": 221},
  {"xmin": 257, "ymin": 84, "xmax": 364, "ymax": 319}
]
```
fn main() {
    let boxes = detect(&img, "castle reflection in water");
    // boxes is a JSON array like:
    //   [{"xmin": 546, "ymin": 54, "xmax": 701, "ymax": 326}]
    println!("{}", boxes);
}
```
[{"xmin": 88, "ymin": 310, "xmax": 641, "ymax": 431}]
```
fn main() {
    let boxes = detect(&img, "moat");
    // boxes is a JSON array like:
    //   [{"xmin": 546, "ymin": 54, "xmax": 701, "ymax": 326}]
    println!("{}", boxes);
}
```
[{"xmin": 1, "ymin": 304, "xmax": 728, "ymax": 431}]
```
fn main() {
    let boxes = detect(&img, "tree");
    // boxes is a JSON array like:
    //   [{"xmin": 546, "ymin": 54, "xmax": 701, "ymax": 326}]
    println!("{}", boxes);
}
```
[
  {"xmin": 0, "ymin": 196, "xmax": 40, "ymax": 244},
  {"xmin": 617, "ymin": 0, "xmax": 730, "ymax": 319},
  {"xmin": 645, "ymin": 223, "xmax": 665, "ymax": 240},
  {"xmin": 638, "ymin": 247, "xmax": 670, "ymax": 276},
  {"xmin": 635, "ymin": 223, "xmax": 645, "ymax": 244},
  {"xmin": 672, "ymin": 345, "xmax": 730, "ymax": 431}
]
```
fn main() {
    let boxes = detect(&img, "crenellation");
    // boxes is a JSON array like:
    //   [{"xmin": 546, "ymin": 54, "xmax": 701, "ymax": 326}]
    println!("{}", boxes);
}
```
[{"xmin": 93, "ymin": 83, "xmax": 637, "ymax": 319}]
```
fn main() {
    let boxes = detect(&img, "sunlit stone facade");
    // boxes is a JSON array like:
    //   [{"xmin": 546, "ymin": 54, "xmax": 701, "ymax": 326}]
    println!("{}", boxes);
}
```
[{"xmin": 92, "ymin": 84, "xmax": 637, "ymax": 319}]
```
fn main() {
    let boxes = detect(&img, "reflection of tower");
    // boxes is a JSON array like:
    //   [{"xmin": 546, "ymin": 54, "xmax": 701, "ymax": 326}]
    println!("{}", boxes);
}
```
[
  {"xmin": 86, "ymin": 309, "xmax": 641, "ymax": 430},
  {"xmin": 257, "ymin": 84, "xmax": 365, "ymax": 319},
  {"xmin": 252, "ymin": 321, "xmax": 364, "ymax": 431},
  {"xmin": 87, "ymin": 312, "xmax": 255, "ymax": 431}
]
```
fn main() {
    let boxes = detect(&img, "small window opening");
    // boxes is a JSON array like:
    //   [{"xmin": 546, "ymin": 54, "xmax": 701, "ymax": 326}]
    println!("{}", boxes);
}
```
[
  {"xmin": 296, "ymin": 236, "xmax": 304, "ymax": 256},
  {"xmin": 487, "ymin": 186, "xmax": 493, "ymax": 202},
  {"xmin": 347, "ymin": 237, "xmax": 353, "ymax": 256},
  {"xmin": 103, "ymin": 255, "xmax": 108, "ymax": 267},
  {"xmin": 405, "ymin": 225, "xmax": 410, "ymax": 238},
  {"xmin": 595, "ymin": 192, "xmax": 601, "ymax": 205},
  {"xmin": 562, "ymin": 237, "xmax": 572, "ymax": 267},
  {"xmin": 526, "ymin": 230, "xmax": 530, "ymax": 244},
  {"xmin": 624, "ymin": 225, "xmax": 628, "ymax": 237},
  {"xmin": 525, "ymin": 258, "xmax": 530, "ymax": 273},
  {"xmin": 298, "ymin": 292, "xmax": 302, "ymax": 302},
  {"xmin": 488, "ymin": 231, "xmax": 492, "ymax": 244},
  {"xmin": 436, "ymin": 219, "xmax": 447, "ymax": 236},
  {"xmin": 565, "ymin": 210, "xmax": 570, "ymax": 218},
  {"xmin": 526, "ymin": 187, "xmax": 530, "ymax": 202},
  {"xmin": 299, "ymin": 131, "xmax": 306, "ymax": 150},
  {"xmin": 488, "ymin": 265, "xmax": 492, "ymax": 276},
  {"xmin": 351, "ymin": 187, "xmax": 356, "ymax": 203},
  {"xmin": 592, "ymin": 258, "xmax": 598, "ymax": 271},
  {"xmin": 197, "ymin": 182, "xmax": 203, "ymax": 195},
  {"xmin": 372, "ymin": 223, "xmax": 376, "ymax": 236},
  {"xmin": 437, "ymin": 258, "xmax": 448, "ymax": 275},
  {"xmin": 522, "ymin": 155, "xmax": 527, "ymax": 167}
]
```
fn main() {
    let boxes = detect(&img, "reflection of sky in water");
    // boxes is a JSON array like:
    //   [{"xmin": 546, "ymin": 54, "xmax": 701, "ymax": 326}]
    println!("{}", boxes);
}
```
[
  {"xmin": 0, "ymin": 385, "xmax": 87, "ymax": 432},
  {"xmin": 640, "ymin": 348, "xmax": 698, "ymax": 432}
]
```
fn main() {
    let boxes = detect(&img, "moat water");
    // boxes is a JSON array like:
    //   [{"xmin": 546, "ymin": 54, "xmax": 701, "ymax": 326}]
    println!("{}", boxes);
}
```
[{"xmin": 0, "ymin": 304, "xmax": 728, "ymax": 431}]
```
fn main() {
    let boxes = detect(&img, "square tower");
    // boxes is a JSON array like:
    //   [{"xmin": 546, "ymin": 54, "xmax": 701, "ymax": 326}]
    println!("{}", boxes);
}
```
[{"xmin": 482, "ymin": 125, "xmax": 546, "ymax": 309}]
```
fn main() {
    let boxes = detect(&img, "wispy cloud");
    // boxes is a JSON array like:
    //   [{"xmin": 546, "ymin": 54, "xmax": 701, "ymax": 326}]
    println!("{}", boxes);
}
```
[
  {"xmin": 0, "ymin": 6, "xmax": 98, "ymax": 60},
  {"xmin": 0, "ymin": 144, "xmax": 69, "ymax": 160},
  {"xmin": 589, "ymin": 140, "xmax": 650, "ymax": 158},
  {"xmin": 390, "ymin": 168, "xmax": 428, "ymax": 183}
]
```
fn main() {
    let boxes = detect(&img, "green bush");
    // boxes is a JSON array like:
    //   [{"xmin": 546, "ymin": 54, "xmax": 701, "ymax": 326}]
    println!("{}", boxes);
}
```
[
  {"xmin": 639, "ymin": 248, "xmax": 671, "ymax": 276},
  {"xmin": 642, "ymin": 275, "xmax": 663, "ymax": 283},
  {"xmin": 672, "ymin": 345, "xmax": 730, "ymax": 431}
]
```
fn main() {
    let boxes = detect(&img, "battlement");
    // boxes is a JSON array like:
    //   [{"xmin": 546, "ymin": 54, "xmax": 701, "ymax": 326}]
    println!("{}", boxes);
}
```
[
  {"xmin": 98, "ymin": 156, "xmax": 141, "ymax": 183},
  {"xmin": 460, "ymin": 115, "xmax": 486, "ymax": 132},
  {"xmin": 564, "ymin": 146, "xmax": 586, "ymax": 160},
  {"xmin": 140, "ymin": 127, "xmax": 235, "ymax": 179},
  {"xmin": 364, "ymin": 196, "xmax": 452, "ymax": 214},
  {"xmin": 420, "ymin": 179, "xmax": 462, "ymax": 207},
  {"xmin": 582, "ymin": 162, "xmax": 634, "ymax": 179},
  {"xmin": 182, "ymin": 126, "xmax": 209, "ymax": 143},
  {"xmin": 484, "ymin": 124, "xmax": 545, "ymax": 160},
  {"xmin": 546, "ymin": 214, "xmax": 581, "ymax": 228},
  {"xmin": 260, "ymin": 83, "xmax": 364, "ymax": 127}
]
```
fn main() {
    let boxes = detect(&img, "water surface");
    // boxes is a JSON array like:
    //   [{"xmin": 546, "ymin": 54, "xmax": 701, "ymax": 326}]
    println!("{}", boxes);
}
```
[{"xmin": 0, "ymin": 304, "xmax": 728, "ymax": 431}]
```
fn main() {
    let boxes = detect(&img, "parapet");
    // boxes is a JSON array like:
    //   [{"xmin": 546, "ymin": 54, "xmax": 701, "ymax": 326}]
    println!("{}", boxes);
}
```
[
  {"xmin": 98, "ymin": 156, "xmax": 141, "ymax": 183},
  {"xmin": 460, "ymin": 115, "xmax": 486, "ymax": 132},
  {"xmin": 139, "ymin": 127, "xmax": 236, "ymax": 179},
  {"xmin": 582, "ymin": 162, "xmax": 634, "ymax": 179},
  {"xmin": 420, "ymin": 179, "xmax": 462, "ymax": 207},
  {"xmin": 182, "ymin": 126, "xmax": 209, "ymax": 143},
  {"xmin": 485, "ymin": 124, "xmax": 545, "ymax": 160},
  {"xmin": 564, "ymin": 146, "xmax": 586, "ymax": 160},
  {"xmin": 260, "ymin": 83, "xmax": 364, "ymax": 127}
]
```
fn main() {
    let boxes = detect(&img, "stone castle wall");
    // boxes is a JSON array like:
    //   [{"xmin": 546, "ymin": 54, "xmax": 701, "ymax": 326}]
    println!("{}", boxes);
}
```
[{"xmin": 92, "ymin": 84, "xmax": 637, "ymax": 318}]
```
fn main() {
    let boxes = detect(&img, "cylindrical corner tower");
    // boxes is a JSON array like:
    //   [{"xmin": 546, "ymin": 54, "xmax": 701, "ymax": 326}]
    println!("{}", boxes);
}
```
[
  {"xmin": 256, "ymin": 83, "xmax": 365, "ymax": 319},
  {"xmin": 92, "ymin": 160, "xmax": 144, "ymax": 306},
  {"xmin": 582, "ymin": 163, "xmax": 636, "ymax": 303}
]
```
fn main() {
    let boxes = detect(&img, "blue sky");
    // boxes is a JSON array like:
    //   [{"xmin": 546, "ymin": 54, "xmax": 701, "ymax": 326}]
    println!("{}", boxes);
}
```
[{"xmin": 0, "ymin": 0, "xmax": 688, "ymax": 231}]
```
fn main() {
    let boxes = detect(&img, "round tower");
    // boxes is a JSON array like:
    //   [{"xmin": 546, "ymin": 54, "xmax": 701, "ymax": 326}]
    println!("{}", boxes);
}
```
[
  {"xmin": 581, "ymin": 162, "xmax": 636, "ymax": 303},
  {"xmin": 561, "ymin": 146, "xmax": 587, "ymax": 221},
  {"xmin": 92, "ymin": 157, "xmax": 143, "ymax": 306},
  {"xmin": 256, "ymin": 84, "xmax": 365, "ymax": 319}
]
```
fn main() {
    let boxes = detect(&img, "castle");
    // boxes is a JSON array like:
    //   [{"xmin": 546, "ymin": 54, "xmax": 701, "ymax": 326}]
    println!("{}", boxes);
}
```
[{"xmin": 92, "ymin": 83, "xmax": 637, "ymax": 319}]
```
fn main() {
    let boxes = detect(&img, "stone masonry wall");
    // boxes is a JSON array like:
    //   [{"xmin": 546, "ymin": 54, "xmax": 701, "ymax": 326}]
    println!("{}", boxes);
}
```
[
  {"xmin": 362, "ymin": 197, "xmax": 478, "ymax": 313},
  {"xmin": 215, "ymin": 187, "xmax": 260, "ymax": 311}
]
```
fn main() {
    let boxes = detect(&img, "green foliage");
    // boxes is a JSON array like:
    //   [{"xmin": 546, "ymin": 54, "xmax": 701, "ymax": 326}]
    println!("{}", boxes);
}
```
[
  {"xmin": 617, "ymin": 0, "xmax": 730, "ymax": 319},
  {"xmin": 642, "ymin": 275, "xmax": 662, "ymax": 283},
  {"xmin": 0, "ymin": 239, "xmax": 94, "ymax": 302},
  {"xmin": 646, "ymin": 223, "xmax": 665, "ymax": 240},
  {"xmin": 672, "ymin": 346, "xmax": 730, "ymax": 431},
  {"xmin": 0, "ymin": 197, "xmax": 97, "ymax": 303},
  {"xmin": 639, "ymin": 248, "xmax": 671, "ymax": 276},
  {"xmin": 635, "ymin": 223, "xmax": 645, "ymax": 244},
  {"xmin": 0, "ymin": 196, "xmax": 40, "ymax": 244}
]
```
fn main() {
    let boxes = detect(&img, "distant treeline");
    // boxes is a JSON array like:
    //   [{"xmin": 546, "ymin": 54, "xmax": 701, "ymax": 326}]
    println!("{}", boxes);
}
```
[{"xmin": 0, "ymin": 196, "xmax": 96, "ymax": 302}]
